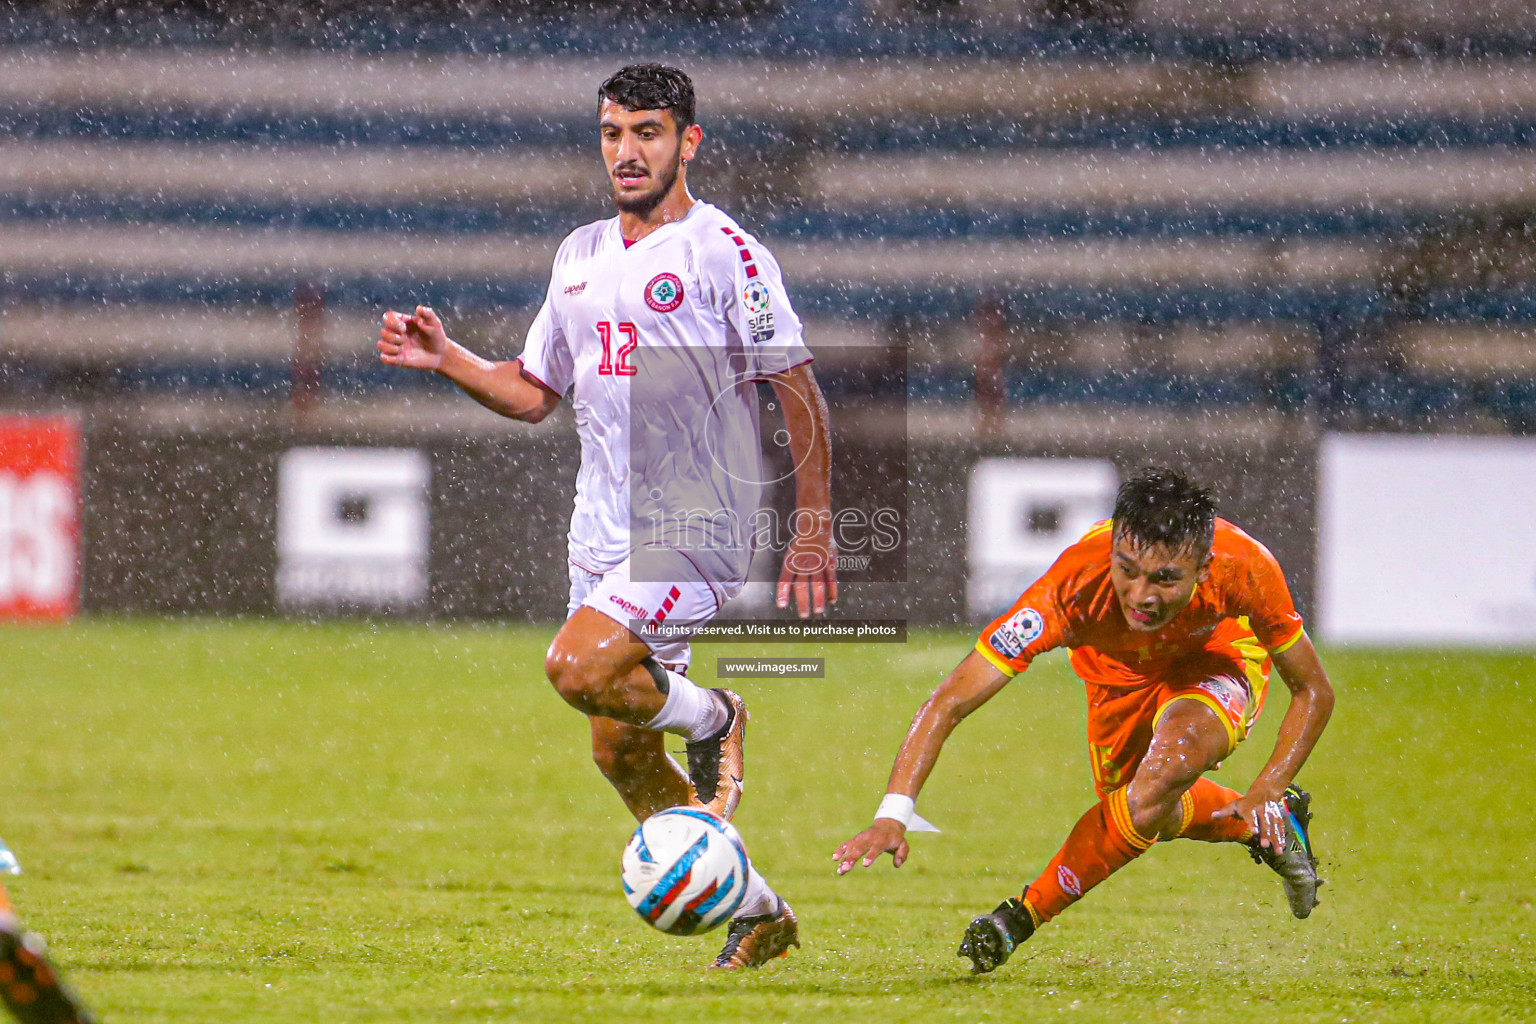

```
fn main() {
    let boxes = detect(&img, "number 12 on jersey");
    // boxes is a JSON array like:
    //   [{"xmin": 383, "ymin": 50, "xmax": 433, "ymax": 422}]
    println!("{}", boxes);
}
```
[{"xmin": 597, "ymin": 321, "xmax": 638, "ymax": 376}]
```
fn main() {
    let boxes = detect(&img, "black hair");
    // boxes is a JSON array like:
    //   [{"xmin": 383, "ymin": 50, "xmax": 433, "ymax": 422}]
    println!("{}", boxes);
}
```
[
  {"xmin": 598, "ymin": 63, "xmax": 696, "ymax": 131},
  {"xmin": 1111, "ymin": 466, "xmax": 1217, "ymax": 558}
]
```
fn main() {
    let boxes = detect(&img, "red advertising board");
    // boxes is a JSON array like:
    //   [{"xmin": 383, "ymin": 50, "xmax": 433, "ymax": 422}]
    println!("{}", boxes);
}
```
[{"xmin": 0, "ymin": 416, "xmax": 80, "ymax": 620}]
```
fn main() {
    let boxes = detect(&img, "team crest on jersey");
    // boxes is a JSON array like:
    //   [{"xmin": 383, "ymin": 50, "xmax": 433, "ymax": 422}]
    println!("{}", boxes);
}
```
[
  {"xmin": 644, "ymin": 273, "xmax": 684, "ymax": 313},
  {"xmin": 743, "ymin": 282, "xmax": 775, "ymax": 342}
]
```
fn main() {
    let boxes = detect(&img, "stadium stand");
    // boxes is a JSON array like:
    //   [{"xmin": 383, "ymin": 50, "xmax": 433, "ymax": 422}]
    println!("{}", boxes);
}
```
[{"xmin": 1, "ymin": 0, "xmax": 1534, "ymax": 433}]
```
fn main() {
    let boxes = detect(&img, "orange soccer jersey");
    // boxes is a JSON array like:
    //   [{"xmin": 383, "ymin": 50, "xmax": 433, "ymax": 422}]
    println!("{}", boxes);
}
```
[{"xmin": 975, "ymin": 518, "xmax": 1306, "ymax": 793}]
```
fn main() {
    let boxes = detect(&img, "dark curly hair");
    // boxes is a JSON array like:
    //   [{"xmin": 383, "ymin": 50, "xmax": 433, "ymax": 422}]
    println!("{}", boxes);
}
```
[
  {"xmin": 599, "ymin": 63, "xmax": 696, "ymax": 131},
  {"xmin": 1111, "ymin": 466, "xmax": 1217, "ymax": 558}
]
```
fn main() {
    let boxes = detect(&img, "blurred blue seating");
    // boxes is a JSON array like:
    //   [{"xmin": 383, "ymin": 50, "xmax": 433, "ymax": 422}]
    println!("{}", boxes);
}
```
[{"xmin": 0, "ymin": 3, "xmax": 1533, "ymax": 424}]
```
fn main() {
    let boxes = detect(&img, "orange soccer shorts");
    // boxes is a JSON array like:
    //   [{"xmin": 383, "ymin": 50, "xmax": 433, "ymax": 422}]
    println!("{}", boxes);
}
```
[{"xmin": 1082, "ymin": 636, "xmax": 1272, "ymax": 800}]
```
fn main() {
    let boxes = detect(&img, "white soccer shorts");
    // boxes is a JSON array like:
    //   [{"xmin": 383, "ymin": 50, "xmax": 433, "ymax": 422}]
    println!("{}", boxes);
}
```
[{"xmin": 567, "ymin": 551, "xmax": 726, "ymax": 673}]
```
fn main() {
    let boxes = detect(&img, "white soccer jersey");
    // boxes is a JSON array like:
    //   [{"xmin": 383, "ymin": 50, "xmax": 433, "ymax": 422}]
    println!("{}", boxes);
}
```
[{"xmin": 518, "ymin": 201, "xmax": 813, "ymax": 589}]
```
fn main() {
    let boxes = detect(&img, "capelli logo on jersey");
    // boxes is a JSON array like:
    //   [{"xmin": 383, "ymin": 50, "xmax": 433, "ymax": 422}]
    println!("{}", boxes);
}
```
[
  {"xmin": 644, "ymin": 273, "xmax": 684, "ymax": 313},
  {"xmin": 564, "ymin": 281, "xmax": 587, "ymax": 295}
]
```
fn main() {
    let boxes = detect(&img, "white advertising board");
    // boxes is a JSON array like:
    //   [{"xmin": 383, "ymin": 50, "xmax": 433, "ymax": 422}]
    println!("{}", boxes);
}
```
[
  {"xmin": 967, "ymin": 458, "xmax": 1117, "ymax": 619},
  {"xmin": 1318, "ymin": 434, "xmax": 1536, "ymax": 645},
  {"xmin": 277, "ymin": 447, "xmax": 430, "ymax": 609}
]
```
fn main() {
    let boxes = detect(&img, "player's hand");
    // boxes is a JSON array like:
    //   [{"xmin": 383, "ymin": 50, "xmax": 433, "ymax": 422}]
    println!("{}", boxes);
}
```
[
  {"xmin": 1213, "ymin": 782, "xmax": 1290, "ymax": 853},
  {"xmin": 377, "ymin": 305, "xmax": 450, "ymax": 371},
  {"xmin": 833, "ymin": 819, "xmax": 909, "ymax": 875},
  {"xmin": 777, "ymin": 510, "xmax": 837, "ymax": 618}
]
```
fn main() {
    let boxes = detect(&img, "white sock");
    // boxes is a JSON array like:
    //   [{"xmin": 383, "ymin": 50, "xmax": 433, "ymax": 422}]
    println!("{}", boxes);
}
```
[
  {"xmin": 733, "ymin": 862, "xmax": 779, "ymax": 920},
  {"xmin": 642, "ymin": 668, "xmax": 727, "ymax": 741}
]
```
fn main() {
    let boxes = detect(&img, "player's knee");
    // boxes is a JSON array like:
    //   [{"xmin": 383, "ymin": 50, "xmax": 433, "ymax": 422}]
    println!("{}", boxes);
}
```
[
  {"xmin": 1126, "ymin": 758, "xmax": 1200, "ymax": 838},
  {"xmin": 544, "ymin": 641, "xmax": 618, "ymax": 714}
]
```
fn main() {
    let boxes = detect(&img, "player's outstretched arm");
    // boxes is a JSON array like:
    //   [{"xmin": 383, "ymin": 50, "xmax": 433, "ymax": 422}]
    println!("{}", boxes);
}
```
[
  {"xmin": 378, "ymin": 305, "xmax": 561, "ymax": 423},
  {"xmin": 834, "ymin": 650, "xmax": 1012, "ymax": 874},
  {"xmin": 1214, "ymin": 632, "xmax": 1335, "ymax": 851},
  {"xmin": 766, "ymin": 362, "xmax": 836, "ymax": 618}
]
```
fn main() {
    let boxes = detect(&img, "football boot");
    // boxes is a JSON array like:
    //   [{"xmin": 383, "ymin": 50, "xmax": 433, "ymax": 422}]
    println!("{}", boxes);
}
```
[
  {"xmin": 0, "ymin": 919, "xmax": 95, "ymax": 1024},
  {"xmin": 1248, "ymin": 783, "xmax": 1323, "ymax": 919},
  {"xmin": 684, "ymin": 689, "xmax": 747, "ymax": 820},
  {"xmin": 709, "ymin": 897, "xmax": 798, "ymax": 969},
  {"xmin": 957, "ymin": 896, "xmax": 1036, "ymax": 974}
]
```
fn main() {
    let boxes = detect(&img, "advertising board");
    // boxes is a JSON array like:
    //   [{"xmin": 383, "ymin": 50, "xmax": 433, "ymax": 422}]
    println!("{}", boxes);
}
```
[
  {"xmin": 967, "ymin": 458, "xmax": 1117, "ymax": 619},
  {"xmin": 1319, "ymin": 434, "xmax": 1536, "ymax": 644},
  {"xmin": 276, "ymin": 447, "xmax": 430, "ymax": 610},
  {"xmin": 0, "ymin": 416, "xmax": 79, "ymax": 620}
]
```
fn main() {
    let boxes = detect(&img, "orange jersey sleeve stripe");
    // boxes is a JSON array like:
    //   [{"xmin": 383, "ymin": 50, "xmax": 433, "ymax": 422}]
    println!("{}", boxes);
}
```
[
  {"xmin": 974, "ymin": 640, "xmax": 1020, "ymax": 677},
  {"xmin": 1268, "ymin": 623, "xmax": 1306, "ymax": 655}
]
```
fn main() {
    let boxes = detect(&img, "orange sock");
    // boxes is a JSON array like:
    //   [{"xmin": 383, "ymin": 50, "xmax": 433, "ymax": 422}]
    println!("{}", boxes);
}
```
[
  {"xmin": 1022, "ymin": 788, "xmax": 1154, "ymax": 924},
  {"xmin": 1176, "ymin": 778, "xmax": 1255, "ymax": 844}
]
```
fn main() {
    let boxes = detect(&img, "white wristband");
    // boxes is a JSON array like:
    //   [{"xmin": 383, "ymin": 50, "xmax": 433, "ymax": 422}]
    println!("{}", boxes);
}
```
[{"xmin": 875, "ymin": 793, "xmax": 916, "ymax": 827}]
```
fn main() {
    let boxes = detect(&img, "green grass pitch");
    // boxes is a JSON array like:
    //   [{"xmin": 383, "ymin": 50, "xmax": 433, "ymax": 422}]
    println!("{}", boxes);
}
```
[{"xmin": 2, "ymin": 619, "xmax": 1533, "ymax": 1022}]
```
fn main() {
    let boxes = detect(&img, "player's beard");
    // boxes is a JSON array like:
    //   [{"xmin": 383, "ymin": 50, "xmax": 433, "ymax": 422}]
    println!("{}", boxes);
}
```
[{"xmin": 612, "ymin": 148, "xmax": 683, "ymax": 219}]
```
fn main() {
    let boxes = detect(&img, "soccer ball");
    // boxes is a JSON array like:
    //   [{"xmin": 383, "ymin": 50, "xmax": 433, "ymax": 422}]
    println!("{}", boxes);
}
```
[{"xmin": 620, "ymin": 807, "xmax": 748, "ymax": 935}]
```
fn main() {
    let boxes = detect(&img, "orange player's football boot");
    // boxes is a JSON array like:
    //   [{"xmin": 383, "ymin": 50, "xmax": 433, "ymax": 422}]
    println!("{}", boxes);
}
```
[
  {"xmin": 957, "ymin": 896, "xmax": 1036, "ymax": 974},
  {"xmin": 1248, "ymin": 784, "xmax": 1323, "ymax": 919}
]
